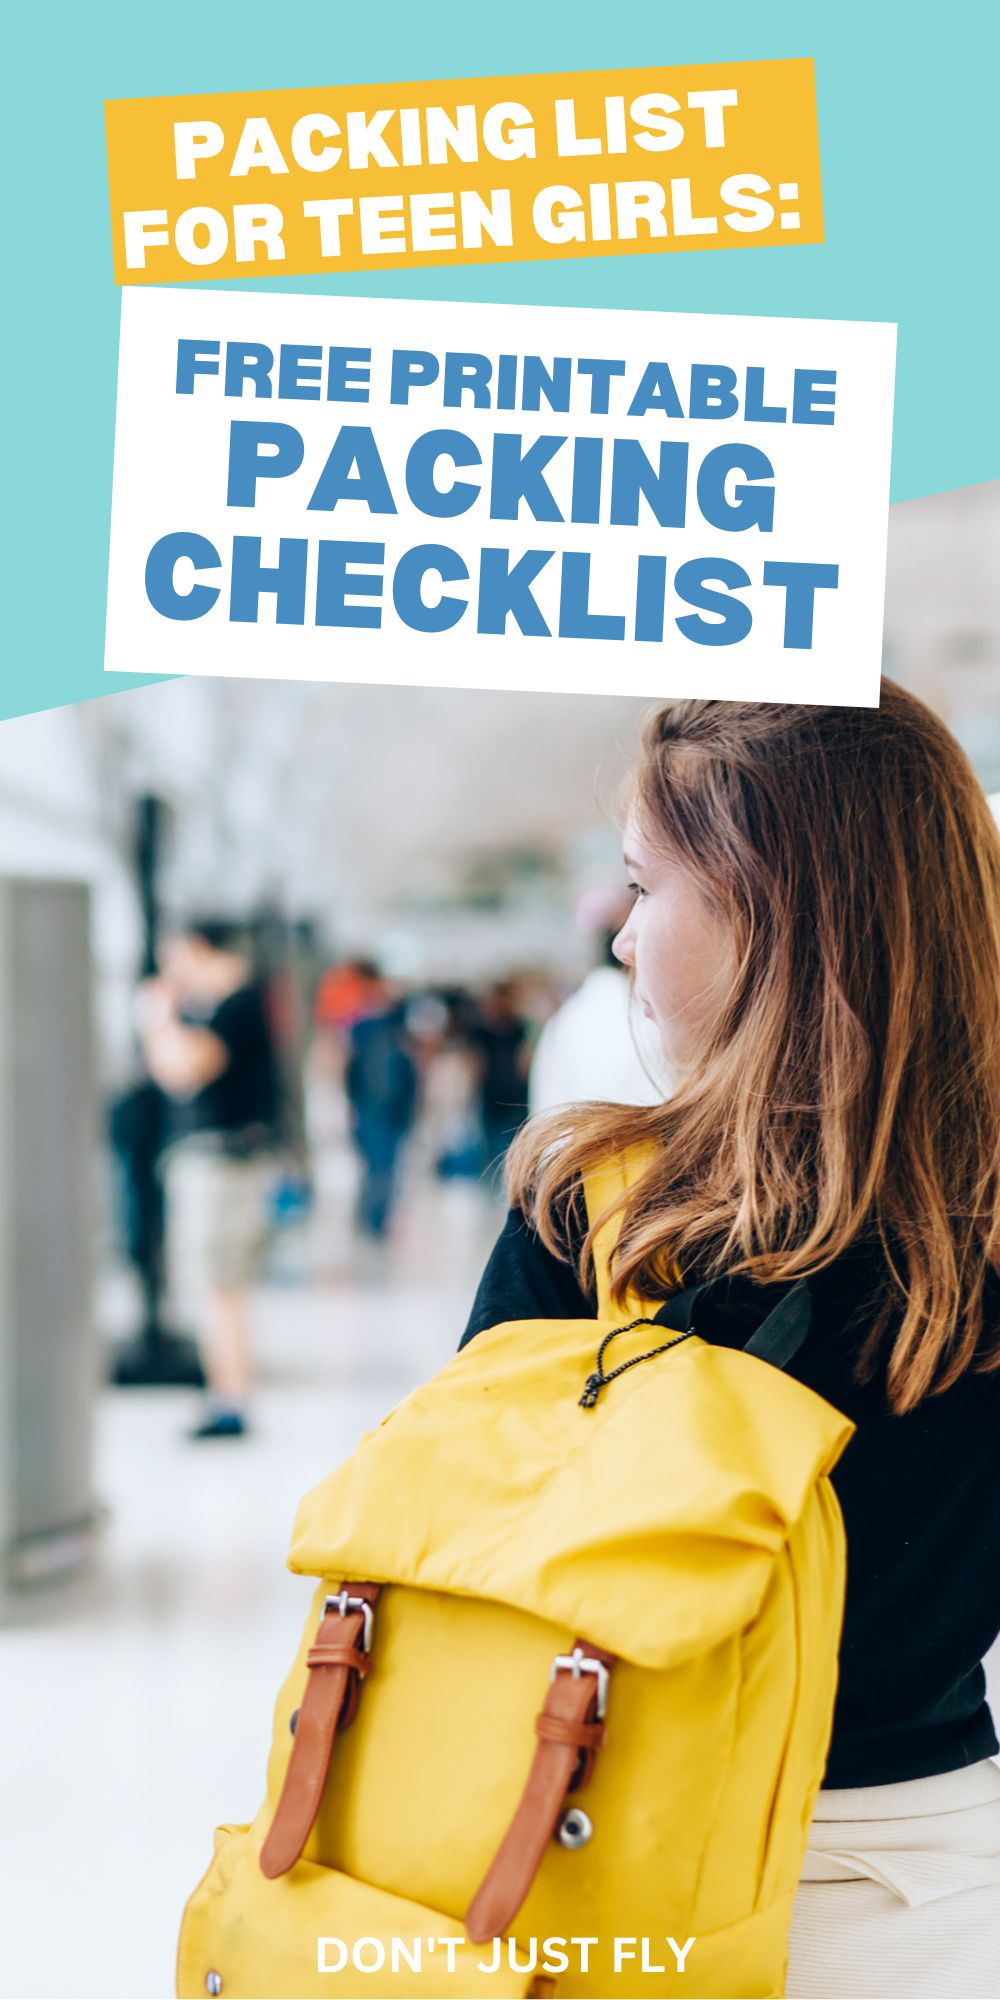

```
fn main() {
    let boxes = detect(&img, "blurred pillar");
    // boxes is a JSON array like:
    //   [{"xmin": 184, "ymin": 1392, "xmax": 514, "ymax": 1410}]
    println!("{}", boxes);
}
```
[{"xmin": 0, "ymin": 880, "xmax": 101, "ymax": 1609}]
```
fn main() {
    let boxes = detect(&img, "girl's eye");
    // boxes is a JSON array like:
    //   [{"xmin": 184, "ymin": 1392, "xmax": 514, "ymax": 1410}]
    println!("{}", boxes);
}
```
[{"xmin": 627, "ymin": 880, "xmax": 647, "ymax": 899}]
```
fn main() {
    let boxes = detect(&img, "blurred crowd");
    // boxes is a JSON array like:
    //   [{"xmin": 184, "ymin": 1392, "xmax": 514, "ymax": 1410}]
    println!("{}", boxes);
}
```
[{"xmin": 106, "ymin": 898, "xmax": 667, "ymax": 1437}]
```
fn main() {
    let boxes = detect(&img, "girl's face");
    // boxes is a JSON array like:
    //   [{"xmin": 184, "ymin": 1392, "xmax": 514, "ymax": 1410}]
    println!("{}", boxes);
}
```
[{"xmin": 613, "ymin": 814, "xmax": 738, "ymax": 1073}]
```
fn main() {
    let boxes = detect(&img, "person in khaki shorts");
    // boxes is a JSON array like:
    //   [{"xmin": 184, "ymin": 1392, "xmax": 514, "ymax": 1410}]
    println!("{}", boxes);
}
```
[{"xmin": 139, "ymin": 918, "xmax": 281, "ymax": 1439}]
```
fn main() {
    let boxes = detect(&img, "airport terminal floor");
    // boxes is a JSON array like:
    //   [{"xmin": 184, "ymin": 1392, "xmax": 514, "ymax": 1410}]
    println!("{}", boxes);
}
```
[
  {"xmin": 3, "ymin": 1140, "xmax": 1000, "ymax": 2000},
  {"xmin": 1, "ymin": 1148, "xmax": 502, "ymax": 2000}
]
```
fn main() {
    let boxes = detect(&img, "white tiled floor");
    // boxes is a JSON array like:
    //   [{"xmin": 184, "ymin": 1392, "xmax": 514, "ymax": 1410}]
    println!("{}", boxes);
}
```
[
  {"xmin": 0, "ymin": 1163, "xmax": 500, "ymax": 2000},
  {"xmin": 1, "ymin": 1159, "xmax": 998, "ymax": 2000}
]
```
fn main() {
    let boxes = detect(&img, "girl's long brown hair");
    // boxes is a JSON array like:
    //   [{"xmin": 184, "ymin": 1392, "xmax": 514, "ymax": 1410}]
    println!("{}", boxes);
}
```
[{"xmin": 509, "ymin": 681, "xmax": 1000, "ymax": 1413}]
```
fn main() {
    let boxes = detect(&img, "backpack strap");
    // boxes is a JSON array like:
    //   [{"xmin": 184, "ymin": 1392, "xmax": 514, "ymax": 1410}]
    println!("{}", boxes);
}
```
[
  {"xmin": 583, "ymin": 1146, "xmax": 672, "ymax": 1321},
  {"xmin": 586, "ymin": 1151, "xmax": 813, "ymax": 1372},
  {"xmin": 742, "ymin": 1277, "xmax": 813, "ymax": 1369},
  {"xmin": 259, "ymin": 1581, "xmax": 381, "ymax": 1880},
  {"xmin": 465, "ymin": 1639, "xmax": 616, "ymax": 1944}
]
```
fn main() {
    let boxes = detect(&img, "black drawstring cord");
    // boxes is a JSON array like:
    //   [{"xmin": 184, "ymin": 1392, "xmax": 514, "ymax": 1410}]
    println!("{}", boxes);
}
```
[{"xmin": 579, "ymin": 1316, "xmax": 696, "ymax": 1408}]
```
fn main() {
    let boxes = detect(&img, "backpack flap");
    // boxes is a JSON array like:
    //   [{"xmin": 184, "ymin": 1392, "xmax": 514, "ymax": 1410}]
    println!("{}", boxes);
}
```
[{"xmin": 288, "ymin": 1313, "xmax": 854, "ymax": 1672}]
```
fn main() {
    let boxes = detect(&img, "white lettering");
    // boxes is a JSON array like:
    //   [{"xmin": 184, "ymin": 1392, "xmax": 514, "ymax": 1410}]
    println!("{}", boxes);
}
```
[
  {"xmin": 303, "ymin": 198, "xmax": 354, "ymax": 258},
  {"xmin": 532, "ymin": 184, "xmax": 586, "ymax": 244},
  {"xmin": 317, "ymin": 1938, "xmax": 347, "ymax": 1972},
  {"xmin": 123, "ymin": 210, "xmax": 169, "ymax": 269},
  {"xmin": 555, "ymin": 98, "xmax": 602, "ymax": 156},
  {"xmin": 175, "ymin": 206, "xmax": 229, "ymax": 266},
  {"xmin": 668, "ymin": 1936, "xmax": 697, "ymax": 1972},
  {"xmin": 230, "ymin": 116, "xmax": 288, "ymax": 177},
  {"xmin": 425, "ymin": 104, "xmax": 480, "ymax": 165},
  {"xmin": 671, "ymin": 177, "xmax": 719, "ymax": 236},
  {"xmin": 345, "ymin": 109, "xmax": 398, "ymax": 170},
  {"xmin": 630, "ymin": 93, "xmax": 684, "ymax": 152},
  {"xmin": 359, "ymin": 194, "xmax": 406, "ymax": 254},
  {"xmin": 616, "ymin": 181, "xmax": 669, "ymax": 240},
  {"xmin": 409, "ymin": 193, "xmax": 457, "ymax": 253},
  {"xmin": 173, "ymin": 121, "xmax": 224, "ymax": 179},
  {"xmin": 459, "ymin": 187, "xmax": 513, "ymax": 249},
  {"xmin": 482, "ymin": 101, "xmax": 536, "ymax": 162},
  {"xmin": 687, "ymin": 87, "xmax": 738, "ymax": 147},
  {"xmin": 291, "ymin": 114, "xmax": 341, "ymax": 172},
  {"xmin": 721, "ymin": 174, "xmax": 774, "ymax": 233},
  {"xmin": 233, "ymin": 205, "xmax": 285, "ymax": 262}
]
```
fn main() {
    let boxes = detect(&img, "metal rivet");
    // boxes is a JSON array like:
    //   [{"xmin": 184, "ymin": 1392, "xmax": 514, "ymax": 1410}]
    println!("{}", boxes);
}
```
[
  {"xmin": 206, "ymin": 1974, "xmax": 223, "ymax": 1996},
  {"xmin": 289, "ymin": 1707, "xmax": 300, "ymax": 1736},
  {"xmin": 556, "ymin": 1807, "xmax": 593, "ymax": 1849}
]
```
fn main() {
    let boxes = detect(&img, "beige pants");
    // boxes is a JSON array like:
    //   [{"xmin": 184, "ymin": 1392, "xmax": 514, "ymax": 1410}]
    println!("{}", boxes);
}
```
[
  {"xmin": 785, "ymin": 1759, "xmax": 1000, "ymax": 1998},
  {"xmin": 166, "ymin": 1140, "xmax": 270, "ymax": 1296}
]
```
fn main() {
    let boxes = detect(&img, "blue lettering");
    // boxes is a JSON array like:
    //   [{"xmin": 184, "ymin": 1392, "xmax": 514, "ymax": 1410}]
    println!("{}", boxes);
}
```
[
  {"xmin": 223, "ymin": 344, "xmax": 274, "ymax": 398},
  {"xmin": 558, "ymin": 553, "xmax": 625, "ymax": 641},
  {"xmin": 442, "ymin": 353, "xmax": 493, "ymax": 409},
  {"xmin": 570, "ymin": 438, "xmax": 603, "ymax": 525},
  {"xmin": 316, "ymin": 541, "xmax": 384, "ymax": 628},
  {"xmin": 610, "ymin": 440, "xmax": 688, "ymax": 527},
  {"xmin": 277, "ymin": 345, "xmax": 323, "ymax": 400},
  {"xmin": 675, "ymin": 559, "xmax": 752, "ymax": 646},
  {"xmin": 230, "ymin": 537, "xmax": 308, "ymax": 624},
  {"xmin": 390, "ymin": 350, "xmax": 440, "ymax": 404},
  {"xmin": 490, "ymin": 435, "xmax": 565, "ymax": 522},
  {"xmin": 744, "ymin": 367, "xmax": 786, "ymax": 423},
  {"xmin": 688, "ymin": 366, "xmax": 739, "ymax": 420},
  {"xmin": 144, "ymin": 532, "xmax": 220, "ymax": 620},
  {"xmin": 307, "ymin": 427, "xmax": 397, "ymax": 515},
  {"xmin": 521, "ymin": 355, "xmax": 573, "ymax": 413},
  {"xmin": 327, "ymin": 347, "xmax": 372, "ymax": 403},
  {"xmin": 176, "ymin": 341, "xmax": 220, "ymax": 395},
  {"xmin": 792, "ymin": 370, "xmax": 837, "ymax": 425},
  {"xmin": 697, "ymin": 445, "xmax": 775, "ymax": 532},
  {"xmin": 227, "ymin": 420, "xmax": 303, "ymax": 506},
  {"xmin": 393, "ymin": 544, "xmax": 469, "ymax": 632},
  {"xmin": 477, "ymin": 548, "xmax": 553, "ymax": 636},
  {"xmin": 627, "ymin": 362, "xmax": 684, "ymax": 420},
  {"xmin": 635, "ymin": 555, "xmax": 667, "ymax": 643},
  {"xmin": 763, "ymin": 561, "xmax": 840, "ymax": 646},
  {"xmin": 405, "ymin": 431, "xmax": 482, "ymax": 518},
  {"xmin": 577, "ymin": 357, "xmax": 627, "ymax": 415}
]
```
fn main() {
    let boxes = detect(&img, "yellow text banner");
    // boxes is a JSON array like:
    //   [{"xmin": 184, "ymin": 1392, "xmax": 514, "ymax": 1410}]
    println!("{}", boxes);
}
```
[{"xmin": 105, "ymin": 59, "xmax": 823, "ymax": 284}]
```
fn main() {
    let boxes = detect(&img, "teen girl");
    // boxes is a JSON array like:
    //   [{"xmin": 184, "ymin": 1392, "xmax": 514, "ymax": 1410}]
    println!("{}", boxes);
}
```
[{"xmin": 461, "ymin": 684, "xmax": 1000, "ymax": 1998}]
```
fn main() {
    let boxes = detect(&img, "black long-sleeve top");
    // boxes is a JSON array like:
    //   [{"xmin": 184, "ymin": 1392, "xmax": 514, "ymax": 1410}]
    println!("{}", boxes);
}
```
[{"xmin": 460, "ymin": 1206, "xmax": 1000, "ymax": 1790}]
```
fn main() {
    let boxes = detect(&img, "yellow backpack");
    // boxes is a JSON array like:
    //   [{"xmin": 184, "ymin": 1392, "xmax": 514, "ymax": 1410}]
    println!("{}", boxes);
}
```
[{"xmin": 178, "ymin": 1154, "xmax": 854, "ymax": 2000}]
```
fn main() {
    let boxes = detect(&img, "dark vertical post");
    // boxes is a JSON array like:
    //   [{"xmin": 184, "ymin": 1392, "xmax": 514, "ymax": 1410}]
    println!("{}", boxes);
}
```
[{"xmin": 110, "ymin": 796, "xmax": 205, "ymax": 1388}]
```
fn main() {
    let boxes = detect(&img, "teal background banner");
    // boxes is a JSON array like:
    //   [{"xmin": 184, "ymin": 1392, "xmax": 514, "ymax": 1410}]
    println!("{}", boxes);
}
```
[{"xmin": 7, "ymin": 1, "xmax": 998, "ymax": 720}]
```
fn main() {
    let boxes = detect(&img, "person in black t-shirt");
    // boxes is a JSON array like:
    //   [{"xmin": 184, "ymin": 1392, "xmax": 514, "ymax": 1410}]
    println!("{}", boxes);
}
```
[
  {"xmin": 459, "ymin": 683, "xmax": 1000, "ymax": 1996},
  {"xmin": 140, "ymin": 918, "xmax": 281, "ymax": 1439}
]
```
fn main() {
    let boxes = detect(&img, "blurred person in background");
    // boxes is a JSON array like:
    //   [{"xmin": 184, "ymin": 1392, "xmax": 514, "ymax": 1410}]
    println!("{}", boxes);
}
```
[
  {"xmin": 529, "ymin": 885, "xmax": 670, "ymax": 1113},
  {"xmin": 139, "ymin": 917, "xmax": 281, "ymax": 1439},
  {"xmin": 470, "ymin": 978, "xmax": 531, "ymax": 1182},
  {"xmin": 345, "ymin": 975, "xmax": 419, "ymax": 1238},
  {"xmin": 314, "ymin": 957, "xmax": 384, "ymax": 1041},
  {"xmin": 424, "ymin": 992, "xmax": 487, "ymax": 1182}
]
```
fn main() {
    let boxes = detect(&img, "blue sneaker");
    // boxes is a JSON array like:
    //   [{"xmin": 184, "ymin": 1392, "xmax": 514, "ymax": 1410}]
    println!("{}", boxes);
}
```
[{"xmin": 188, "ymin": 1409, "xmax": 248, "ymax": 1440}]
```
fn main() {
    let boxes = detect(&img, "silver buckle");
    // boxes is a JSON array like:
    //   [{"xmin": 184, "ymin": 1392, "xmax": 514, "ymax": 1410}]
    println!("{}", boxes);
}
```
[
  {"xmin": 549, "ymin": 1645, "xmax": 610, "ymax": 1720},
  {"xmin": 323, "ymin": 1590, "xmax": 374, "ymax": 1653}
]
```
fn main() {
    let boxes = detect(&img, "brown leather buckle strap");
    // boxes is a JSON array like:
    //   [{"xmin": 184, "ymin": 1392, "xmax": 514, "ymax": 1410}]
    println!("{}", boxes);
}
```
[
  {"xmin": 260, "ymin": 1582, "xmax": 381, "ymax": 1880},
  {"xmin": 465, "ymin": 1641, "xmax": 615, "ymax": 1944}
]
